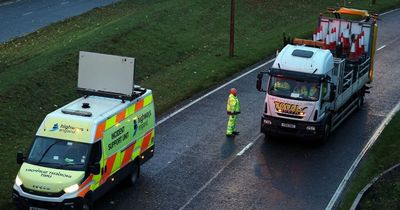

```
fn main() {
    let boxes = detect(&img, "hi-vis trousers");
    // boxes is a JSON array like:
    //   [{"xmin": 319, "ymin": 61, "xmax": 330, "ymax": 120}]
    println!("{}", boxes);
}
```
[{"xmin": 226, "ymin": 115, "xmax": 238, "ymax": 135}]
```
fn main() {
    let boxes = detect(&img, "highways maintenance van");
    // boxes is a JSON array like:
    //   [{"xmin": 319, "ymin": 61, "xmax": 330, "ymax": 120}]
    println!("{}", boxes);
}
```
[{"xmin": 12, "ymin": 52, "xmax": 155, "ymax": 210}]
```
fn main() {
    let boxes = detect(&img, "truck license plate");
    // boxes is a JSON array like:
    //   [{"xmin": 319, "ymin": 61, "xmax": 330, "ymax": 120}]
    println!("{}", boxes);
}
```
[
  {"xmin": 281, "ymin": 123, "xmax": 296, "ymax": 129},
  {"xmin": 30, "ymin": 207, "xmax": 47, "ymax": 210}
]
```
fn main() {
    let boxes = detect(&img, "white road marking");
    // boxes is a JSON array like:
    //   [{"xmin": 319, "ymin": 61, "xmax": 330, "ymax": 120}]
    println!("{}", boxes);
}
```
[
  {"xmin": 156, "ymin": 58, "xmax": 275, "ymax": 126},
  {"xmin": 179, "ymin": 133, "xmax": 263, "ymax": 210},
  {"xmin": 377, "ymin": 45, "xmax": 386, "ymax": 51},
  {"xmin": 22, "ymin": 11, "xmax": 32, "ymax": 16},
  {"xmin": 325, "ymin": 101, "xmax": 400, "ymax": 210},
  {"xmin": 237, "ymin": 133, "xmax": 263, "ymax": 156},
  {"xmin": 0, "ymin": 0, "xmax": 20, "ymax": 7},
  {"xmin": 380, "ymin": 7, "xmax": 400, "ymax": 16},
  {"xmin": 61, "ymin": 1, "xmax": 69, "ymax": 5}
]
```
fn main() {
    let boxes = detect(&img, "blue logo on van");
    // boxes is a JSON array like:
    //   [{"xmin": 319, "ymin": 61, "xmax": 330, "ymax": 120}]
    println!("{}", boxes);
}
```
[
  {"xmin": 132, "ymin": 119, "xmax": 138, "ymax": 137},
  {"xmin": 50, "ymin": 123, "xmax": 59, "ymax": 131}
]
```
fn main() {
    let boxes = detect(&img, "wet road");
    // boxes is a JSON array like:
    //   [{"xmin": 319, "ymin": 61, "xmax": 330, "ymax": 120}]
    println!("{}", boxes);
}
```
[
  {"xmin": 0, "ymin": 0, "xmax": 118, "ymax": 43},
  {"xmin": 94, "ymin": 8, "xmax": 400, "ymax": 210}
]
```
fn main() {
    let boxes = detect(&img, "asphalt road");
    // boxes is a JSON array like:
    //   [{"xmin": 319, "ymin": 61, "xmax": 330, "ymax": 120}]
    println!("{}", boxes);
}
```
[
  {"xmin": 0, "ymin": 0, "xmax": 118, "ymax": 43},
  {"xmin": 92, "ymin": 8, "xmax": 400, "ymax": 210}
]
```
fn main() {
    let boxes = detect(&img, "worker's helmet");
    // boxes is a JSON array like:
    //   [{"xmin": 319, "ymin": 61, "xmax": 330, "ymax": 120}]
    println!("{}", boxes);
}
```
[{"xmin": 230, "ymin": 88, "xmax": 237, "ymax": 96}]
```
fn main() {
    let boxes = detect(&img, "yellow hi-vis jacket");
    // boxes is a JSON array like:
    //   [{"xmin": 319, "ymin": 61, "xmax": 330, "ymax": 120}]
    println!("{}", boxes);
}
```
[{"xmin": 227, "ymin": 93, "xmax": 240, "ymax": 115}]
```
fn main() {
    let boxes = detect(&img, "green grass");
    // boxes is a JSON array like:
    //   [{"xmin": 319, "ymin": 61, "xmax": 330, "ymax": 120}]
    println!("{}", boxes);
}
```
[
  {"xmin": 1, "ymin": 0, "xmax": 399, "ymax": 208},
  {"xmin": 338, "ymin": 112, "xmax": 400, "ymax": 209}
]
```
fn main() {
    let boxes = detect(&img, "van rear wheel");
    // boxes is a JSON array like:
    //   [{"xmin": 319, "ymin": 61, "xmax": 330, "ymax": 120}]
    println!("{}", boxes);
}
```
[
  {"xmin": 127, "ymin": 161, "xmax": 140, "ymax": 186},
  {"xmin": 82, "ymin": 198, "xmax": 92, "ymax": 210}
]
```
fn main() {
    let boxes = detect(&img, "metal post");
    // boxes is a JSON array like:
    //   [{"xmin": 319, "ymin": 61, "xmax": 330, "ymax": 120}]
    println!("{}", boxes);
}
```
[{"xmin": 229, "ymin": 0, "xmax": 236, "ymax": 57}]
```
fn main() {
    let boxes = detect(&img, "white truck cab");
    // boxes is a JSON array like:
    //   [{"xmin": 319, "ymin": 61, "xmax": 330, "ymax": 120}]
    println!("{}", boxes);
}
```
[{"xmin": 257, "ymin": 45, "xmax": 335, "ymax": 141}]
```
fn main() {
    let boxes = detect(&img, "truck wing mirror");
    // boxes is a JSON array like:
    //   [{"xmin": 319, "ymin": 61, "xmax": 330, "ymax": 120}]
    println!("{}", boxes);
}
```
[
  {"xmin": 89, "ymin": 162, "xmax": 101, "ymax": 175},
  {"xmin": 17, "ymin": 152, "xmax": 25, "ymax": 165},
  {"xmin": 256, "ymin": 72, "xmax": 266, "ymax": 92}
]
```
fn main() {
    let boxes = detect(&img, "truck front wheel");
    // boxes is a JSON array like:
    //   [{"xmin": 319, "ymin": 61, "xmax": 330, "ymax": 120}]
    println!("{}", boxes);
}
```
[{"xmin": 320, "ymin": 122, "xmax": 331, "ymax": 144}]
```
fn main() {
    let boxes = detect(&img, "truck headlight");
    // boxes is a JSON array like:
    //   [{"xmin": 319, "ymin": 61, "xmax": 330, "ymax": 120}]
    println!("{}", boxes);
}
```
[
  {"xmin": 64, "ymin": 184, "xmax": 79, "ymax": 193},
  {"xmin": 306, "ymin": 126, "xmax": 316, "ymax": 131},
  {"xmin": 263, "ymin": 119, "xmax": 272, "ymax": 125},
  {"xmin": 15, "ymin": 175, "xmax": 22, "ymax": 186}
]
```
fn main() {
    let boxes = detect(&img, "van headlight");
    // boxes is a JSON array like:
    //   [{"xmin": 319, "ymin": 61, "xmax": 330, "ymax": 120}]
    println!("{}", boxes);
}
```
[
  {"xmin": 15, "ymin": 175, "xmax": 23, "ymax": 186},
  {"xmin": 64, "ymin": 184, "xmax": 79, "ymax": 193}
]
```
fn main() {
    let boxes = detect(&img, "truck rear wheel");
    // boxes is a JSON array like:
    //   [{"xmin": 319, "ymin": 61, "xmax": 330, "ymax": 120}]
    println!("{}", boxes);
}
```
[{"xmin": 357, "ymin": 94, "xmax": 364, "ymax": 110}]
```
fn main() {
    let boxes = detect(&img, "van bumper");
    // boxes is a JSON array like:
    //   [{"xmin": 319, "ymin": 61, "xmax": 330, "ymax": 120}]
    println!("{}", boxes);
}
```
[
  {"xmin": 261, "ymin": 115, "xmax": 325, "ymax": 140},
  {"xmin": 12, "ymin": 188, "xmax": 84, "ymax": 210}
]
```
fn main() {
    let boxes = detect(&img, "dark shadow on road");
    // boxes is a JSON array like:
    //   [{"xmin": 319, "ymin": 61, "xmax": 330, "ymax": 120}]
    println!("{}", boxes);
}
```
[{"xmin": 220, "ymin": 137, "xmax": 237, "ymax": 159}]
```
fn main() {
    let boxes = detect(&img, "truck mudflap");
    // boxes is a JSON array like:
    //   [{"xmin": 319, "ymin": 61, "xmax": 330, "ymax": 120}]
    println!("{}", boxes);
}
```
[{"xmin": 261, "ymin": 115, "xmax": 326, "ymax": 139}]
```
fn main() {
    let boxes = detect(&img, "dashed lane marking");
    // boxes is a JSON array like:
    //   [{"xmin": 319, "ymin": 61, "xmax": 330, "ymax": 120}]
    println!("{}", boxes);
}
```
[
  {"xmin": 237, "ymin": 133, "xmax": 263, "ymax": 156},
  {"xmin": 377, "ymin": 45, "xmax": 386, "ymax": 51},
  {"xmin": 22, "ymin": 11, "xmax": 32, "ymax": 16},
  {"xmin": 179, "ymin": 133, "xmax": 264, "ymax": 210}
]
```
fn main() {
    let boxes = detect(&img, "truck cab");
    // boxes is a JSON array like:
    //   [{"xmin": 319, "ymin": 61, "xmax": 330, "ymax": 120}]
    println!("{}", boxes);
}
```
[{"xmin": 257, "ymin": 45, "xmax": 335, "ymax": 141}]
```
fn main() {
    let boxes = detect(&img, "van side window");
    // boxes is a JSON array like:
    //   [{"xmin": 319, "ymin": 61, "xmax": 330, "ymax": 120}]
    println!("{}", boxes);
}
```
[{"xmin": 90, "ymin": 141, "xmax": 102, "ymax": 163}]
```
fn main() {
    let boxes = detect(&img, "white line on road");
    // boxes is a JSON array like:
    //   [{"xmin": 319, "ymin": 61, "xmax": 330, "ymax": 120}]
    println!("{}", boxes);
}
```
[
  {"xmin": 377, "ymin": 45, "xmax": 386, "ymax": 51},
  {"xmin": 380, "ymin": 7, "xmax": 400, "ymax": 16},
  {"xmin": 0, "ymin": 0, "xmax": 20, "ymax": 7},
  {"xmin": 237, "ymin": 133, "xmax": 263, "ymax": 156},
  {"xmin": 22, "ymin": 11, "xmax": 32, "ymax": 16},
  {"xmin": 156, "ymin": 58, "xmax": 275, "ymax": 126},
  {"xmin": 61, "ymin": 1, "xmax": 69, "ymax": 5},
  {"xmin": 179, "ymin": 133, "xmax": 263, "ymax": 210}
]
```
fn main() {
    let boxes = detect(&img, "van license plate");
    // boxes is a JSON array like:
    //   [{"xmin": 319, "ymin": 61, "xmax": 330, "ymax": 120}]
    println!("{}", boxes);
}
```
[
  {"xmin": 281, "ymin": 123, "xmax": 296, "ymax": 128},
  {"xmin": 30, "ymin": 207, "xmax": 47, "ymax": 210}
]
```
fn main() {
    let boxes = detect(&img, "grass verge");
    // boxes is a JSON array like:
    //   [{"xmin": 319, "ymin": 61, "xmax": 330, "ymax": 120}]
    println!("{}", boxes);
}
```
[
  {"xmin": 338, "ymin": 111, "xmax": 400, "ymax": 209},
  {"xmin": 1, "ymin": 0, "xmax": 400, "ymax": 208}
]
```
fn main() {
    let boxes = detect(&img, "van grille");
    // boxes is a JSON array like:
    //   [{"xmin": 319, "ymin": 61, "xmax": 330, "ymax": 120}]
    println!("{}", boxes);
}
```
[{"xmin": 21, "ymin": 185, "xmax": 64, "ymax": 197}]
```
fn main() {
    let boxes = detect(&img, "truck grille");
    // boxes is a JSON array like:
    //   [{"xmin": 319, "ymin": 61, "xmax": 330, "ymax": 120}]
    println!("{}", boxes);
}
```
[{"xmin": 277, "ymin": 113, "xmax": 303, "ymax": 119}]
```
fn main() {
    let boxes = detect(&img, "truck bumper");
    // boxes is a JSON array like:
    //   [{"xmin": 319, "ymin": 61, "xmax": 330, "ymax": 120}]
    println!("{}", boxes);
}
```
[
  {"xmin": 12, "ymin": 188, "xmax": 84, "ymax": 210},
  {"xmin": 261, "ymin": 115, "xmax": 325, "ymax": 140}
]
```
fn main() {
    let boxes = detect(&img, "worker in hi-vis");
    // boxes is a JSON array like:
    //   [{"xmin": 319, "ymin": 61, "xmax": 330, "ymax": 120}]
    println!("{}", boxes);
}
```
[{"xmin": 226, "ymin": 88, "xmax": 241, "ymax": 137}]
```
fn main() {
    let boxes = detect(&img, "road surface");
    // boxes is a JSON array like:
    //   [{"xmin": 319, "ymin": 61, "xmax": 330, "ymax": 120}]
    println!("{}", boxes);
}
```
[{"xmin": 0, "ymin": 0, "xmax": 118, "ymax": 43}]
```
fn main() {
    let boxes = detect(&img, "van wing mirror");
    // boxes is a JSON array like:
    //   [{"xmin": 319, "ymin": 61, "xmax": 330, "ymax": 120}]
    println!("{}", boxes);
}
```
[
  {"xmin": 89, "ymin": 162, "xmax": 101, "ymax": 175},
  {"xmin": 256, "ymin": 72, "xmax": 267, "ymax": 92},
  {"xmin": 17, "ymin": 152, "xmax": 25, "ymax": 165}
]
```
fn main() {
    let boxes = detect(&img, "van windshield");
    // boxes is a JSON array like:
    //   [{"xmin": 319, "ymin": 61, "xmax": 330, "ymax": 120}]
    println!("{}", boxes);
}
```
[
  {"xmin": 27, "ymin": 136, "xmax": 90, "ymax": 171},
  {"xmin": 268, "ymin": 76, "xmax": 321, "ymax": 101}
]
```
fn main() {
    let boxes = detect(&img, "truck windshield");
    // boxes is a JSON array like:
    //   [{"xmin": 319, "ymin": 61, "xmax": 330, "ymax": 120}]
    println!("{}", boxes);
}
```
[
  {"xmin": 27, "ymin": 136, "xmax": 90, "ymax": 171},
  {"xmin": 268, "ymin": 76, "xmax": 321, "ymax": 101}
]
